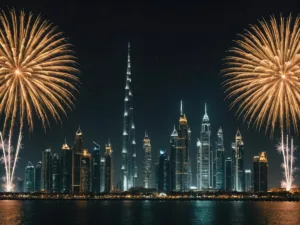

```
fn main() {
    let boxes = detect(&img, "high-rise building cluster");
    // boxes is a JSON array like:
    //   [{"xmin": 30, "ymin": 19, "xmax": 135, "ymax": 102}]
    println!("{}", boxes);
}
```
[
  {"xmin": 19, "ymin": 128, "xmax": 113, "ymax": 194},
  {"xmin": 18, "ymin": 43, "xmax": 269, "ymax": 194}
]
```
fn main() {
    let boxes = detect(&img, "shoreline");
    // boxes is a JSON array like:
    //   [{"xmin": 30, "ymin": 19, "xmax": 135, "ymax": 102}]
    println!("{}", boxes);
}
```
[{"xmin": 0, "ymin": 197, "xmax": 300, "ymax": 201}]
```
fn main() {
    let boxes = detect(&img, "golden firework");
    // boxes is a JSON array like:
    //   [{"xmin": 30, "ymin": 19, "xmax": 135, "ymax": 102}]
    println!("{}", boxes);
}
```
[
  {"xmin": 0, "ymin": 8, "xmax": 79, "ymax": 133},
  {"xmin": 223, "ymin": 15, "xmax": 300, "ymax": 135}
]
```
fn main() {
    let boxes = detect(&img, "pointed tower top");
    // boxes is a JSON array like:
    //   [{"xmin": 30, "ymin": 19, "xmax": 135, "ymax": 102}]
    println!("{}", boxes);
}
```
[
  {"xmin": 203, "ymin": 102, "xmax": 209, "ymax": 121},
  {"xmin": 179, "ymin": 114, "xmax": 188, "ymax": 123},
  {"xmin": 62, "ymin": 138, "xmax": 70, "ymax": 150},
  {"xmin": 76, "ymin": 126, "xmax": 82, "ymax": 135},
  {"xmin": 145, "ymin": 130, "xmax": 148, "ymax": 137},
  {"xmin": 180, "ymin": 100, "xmax": 183, "ymax": 116},
  {"xmin": 171, "ymin": 125, "xmax": 178, "ymax": 137},
  {"xmin": 236, "ymin": 128, "xmax": 241, "ymax": 137},
  {"xmin": 218, "ymin": 127, "xmax": 223, "ymax": 134},
  {"xmin": 107, "ymin": 138, "xmax": 111, "ymax": 146}
]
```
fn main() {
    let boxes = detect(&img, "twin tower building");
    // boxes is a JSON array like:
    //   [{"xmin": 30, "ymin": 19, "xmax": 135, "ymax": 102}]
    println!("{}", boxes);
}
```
[{"xmin": 121, "ymin": 43, "xmax": 247, "ymax": 192}]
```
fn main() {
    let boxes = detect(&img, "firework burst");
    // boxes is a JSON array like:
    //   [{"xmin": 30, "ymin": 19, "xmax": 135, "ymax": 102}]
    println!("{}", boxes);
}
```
[
  {"xmin": 223, "ymin": 15, "xmax": 300, "ymax": 190},
  {"xmin": 0, "ymin": 8, "xmax": 79, "ymax": 191}
]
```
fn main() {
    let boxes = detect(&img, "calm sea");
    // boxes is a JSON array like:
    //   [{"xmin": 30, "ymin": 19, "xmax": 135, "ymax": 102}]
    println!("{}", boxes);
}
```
[{"xmin": 0, "ymin": 200, "xmax": 299, "ymax": 225}]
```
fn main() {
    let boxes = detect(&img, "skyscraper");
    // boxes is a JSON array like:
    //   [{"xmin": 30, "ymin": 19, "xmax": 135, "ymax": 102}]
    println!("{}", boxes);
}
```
[
  {"xmin": 157, "ymin": 149, "xmax": 169, "ymax": 193},
  {"xmin": 215, "ymin": 127, "xmax": 225, "ymax": 190},
  {"xmin": 72, "ymin": 127, "xmax": 83, "ymax": 194},
  {"xmin": 177, "ymin": 101, "xmax": 190, "ymax": 192},
  {"xmin": 100, "ymin": 157, "xmax": 105, "ymax": 192},
  {"xmin": 253, "ymin": 152, "xmax": 268, "ymax": 192},
  {"xmin": 233, "ymin": 130, "xmax": 245, "ymax": 192},
  {"xmin": 35, "ymin": 161, "xmax": 42, "ymax": 192},
  {"xmin": 196, "ymin": 138, "xmax": 201, "ymax": 189},
  {"xmin": 198, "ymin": 103, "xmax": 211, "ymax": 190},
  {"xmin": 16, "ymin": 177, "xmax": 24, "ymax": 193},
  {"xmin": 169, "ymin": 125, "xmax": 178, "ymax": 191},
  {"xmin": 52, "ymin": 153, "xmax": 61, "ymax": 193},
  {"xmin": 225, "ymin": 157, "xmax": 233, "ymax": 191},
  {"xmin": 91, "ymin": 142, "xmax": 100, "ymax": 193},
  {"xmin": 104, "ymin": 140, "xmax": 113, "ymax": 192},
  {"xmin": 24, "ymin": 162, "xmax": 35, "ymax": 192},
  {"xmin": 121, "ymin": 42, "xmax": 137, "ymax": 191},
  {"xmin": 61, "ymin": 140, "xmax": 72, "ymax": 193},
  {"xmin": 143, "ymin": 132, "xmax": 152, "ymax": 188},
  {"xmin": 245, "ymin": 169, "xmax": 252, "ymax": 192},
  {"xmin": 42, "ymin": 148, "xmax": 52, "ymax": 192},
  {"xmin": 80, "ymin": 149, "xmax": 91, "ymax": 193}
]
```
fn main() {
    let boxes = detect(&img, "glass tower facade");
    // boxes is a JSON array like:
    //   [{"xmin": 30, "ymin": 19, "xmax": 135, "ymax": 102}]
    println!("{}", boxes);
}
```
[
  {"xmin": 104, "ymin": 141, "xmax": 113, "ymax": 192},
  {"xmin": 42, "ymin": 148, "xmax": 52, "ymax": 193},
  {"xmin": 225, "ymin": 157, "xmax": 233, "ymax": 191},
  {"xmin": 253, "ymin": 152, "xmax": 268, "ymax": 192},
  {"xmin": 24, "ymin": 162, "xmax": 35, "ymax": 192},
  {"xmin": 100, "ymin": 157, "xmax": 105, "ymax": 192},
  {"xmin": 80, "ymin": 149, "xmax": 91, "ymax": 193},
  {"xmin": 177, "ymin": 101, "xmax": 190, "ymax": 192},
  {"xmin": 35, "ymin": 161, "xmax": 42, "ymax": 192},
  {"xmin": 169, "ymin": 125, "xmax": 178, "ymax": 191},
  {"xmin": 143, "ymin": 132, "xmax": 152, "ymax": 188},
  {"xmin": 91, "ymin": 143, "xmax": 100, "ymax": 193},
  {"xmin": 198, "ymin": 103, "xmax": 211, "ymax": 190},
  {"xmin": 215, "ymin": 127, "xmax": 225, "ymax": 190},
  {"xmin": 61, "ymin": 140, "xmax": 72, "ymax": 194},
  {"xmin": 52, "ymin": 153, "xmax": 61, "ymax": 193},
  {"xmin": 233, "ymin": 130, "xmax": 245, "ymax": 192}
]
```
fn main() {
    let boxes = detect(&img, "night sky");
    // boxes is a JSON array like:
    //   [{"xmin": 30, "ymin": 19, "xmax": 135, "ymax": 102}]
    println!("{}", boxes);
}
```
[{"xmin": 1, "ymin": 0, "xmax": 300, "ymax": 188}]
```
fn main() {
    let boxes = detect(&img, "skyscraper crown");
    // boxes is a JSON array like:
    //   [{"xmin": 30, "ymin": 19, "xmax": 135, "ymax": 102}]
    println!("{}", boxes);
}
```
[
  {"xmin": 171, "ymin": 125, "xmax": 178, "ymax": 137},
  {"xmin": 202, "ymin": 103, "xmax": 209, "ymax": 121}
]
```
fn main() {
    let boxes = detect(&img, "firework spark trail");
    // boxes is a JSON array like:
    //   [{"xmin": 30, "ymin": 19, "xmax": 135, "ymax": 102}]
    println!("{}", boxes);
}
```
[
  {"xmin": 278, "ymin": 134, "xmax": 294, "ymax": 191},
  {"xmin": 0, "ymin": 9, "xmax": 79, "ymax": 191},
  {"xmin": 223, "ymin": 15, "xmax": 300, "ymax": 190}
]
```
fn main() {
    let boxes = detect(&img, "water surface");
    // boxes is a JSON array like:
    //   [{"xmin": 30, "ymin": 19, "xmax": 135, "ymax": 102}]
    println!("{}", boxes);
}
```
[{"xmin": 0, "ymin": 200, "xmax": 299, "ymax": 225}]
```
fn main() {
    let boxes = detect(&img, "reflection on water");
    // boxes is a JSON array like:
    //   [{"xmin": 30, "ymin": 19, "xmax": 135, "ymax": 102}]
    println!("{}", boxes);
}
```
[{"xmin": 0, "ymin": 201, "xmax": 300, "ymax": 225}]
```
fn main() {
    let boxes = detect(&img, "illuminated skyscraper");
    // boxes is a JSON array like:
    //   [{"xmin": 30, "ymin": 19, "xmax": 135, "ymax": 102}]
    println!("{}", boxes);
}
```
[
  {"xmin": 105, "ymin": 140, "xmax": 113, "ymax": 192},
  {"xmin": 52, "ymin": 153, "xmax": 61, "ymax": 193},
  {"xmin": 253, "ymin": 152, "xmax": 268, "ymax": 192},
  {"xmin": 92, "ymin": 142, "xmax": 100, "ymax": 193},
  {"xmin": 24, "ymin": 162, "xmax": 35, "ymax": 192},
  {"xmin": 42, "ymin": 148, "xmax": 52, "ymax": 193},
  {"xmin": 215, "ymin": 127, "xmax": 225, "ymax": 190},
  {"xmin": 199, "ymin": 103, "xmax": 211, "ymax": 190},
  {"xmin": 157, "ymin": 149, "xmax": 169, "ymax": 192},
  {"xmin": 100, "ymin": 157, "xmax": 105, "ymax": 192},
  {"xmin": 35, "ymin": 161, "xmax": 42, "ymax": 192},
  {"xmin": 232, "ymin": 129, "xmax": 245, "ymax": 192},
  {"xmin": 245, "ymin": 169, "xmax": 252, "ymax": 192},
  {"xmin": 72, "ymin": 127, "xmax": 83, "ymax": 194},
  {"xmin": 169, "ymin": 125, "xmax": 178, "ymax": 191},
  {"xmin": 143, "ymin": 132, "xmax": 152, "ymax": 188},
  {"xmin": 80, "ymin": 149, "xmax": 91, "ymax": 193},
  {"xmin": 225, "ymin": 157, "xmax": 233, "ymax": 191},
  {"xmin": 121, "ymin": 42, "xmax": 137, "ymax": 191},
  {"xmin": 177, "ymin": 101, "xmax": 190, "ymax": 192},
  {"xmin": 61, "ymin": 140, "xmax": 72, "ymax": 193},
  {"xmin": 196, "ymin": 138, "xmax": 201, "ymax": 189}
]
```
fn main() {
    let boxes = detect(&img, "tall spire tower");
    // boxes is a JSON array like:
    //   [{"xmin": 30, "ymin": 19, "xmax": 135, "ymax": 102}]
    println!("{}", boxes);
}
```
[
  {"xmin": 198, "ymin": 103, "xmax": 211, "ymax": 190},
  {"xmin": 121, "ymin": 42, "xmax": 137, "ymax": 191}
]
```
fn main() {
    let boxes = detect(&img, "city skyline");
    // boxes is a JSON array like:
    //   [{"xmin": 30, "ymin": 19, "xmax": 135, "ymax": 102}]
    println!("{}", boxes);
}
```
[{"xmin": 0, "ymin": 2, "xmax": 298, "ymax": 189}]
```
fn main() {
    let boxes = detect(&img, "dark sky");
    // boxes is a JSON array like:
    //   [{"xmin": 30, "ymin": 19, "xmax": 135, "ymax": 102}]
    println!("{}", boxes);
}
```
[{"xmin": 1, "ymin": 0, "xmax": 300, "ymax": 188}]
